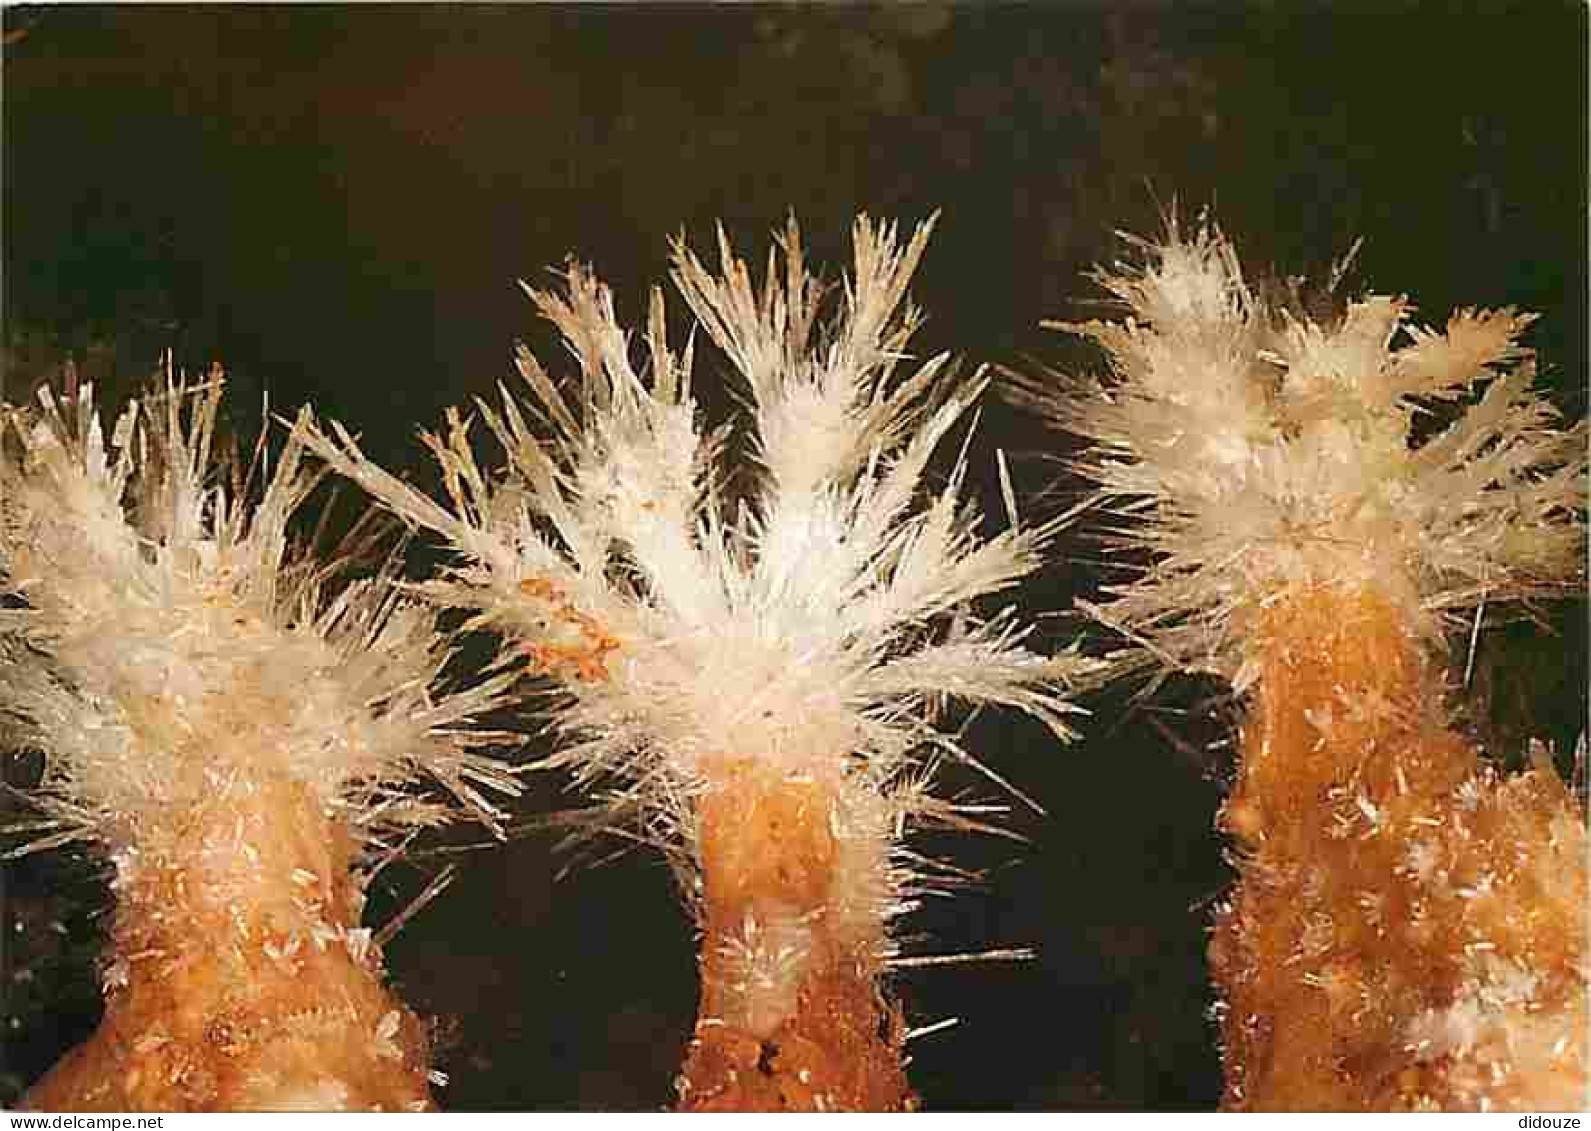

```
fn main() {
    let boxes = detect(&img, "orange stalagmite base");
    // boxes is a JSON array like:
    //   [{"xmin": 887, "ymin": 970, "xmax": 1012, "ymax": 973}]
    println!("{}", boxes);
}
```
[
  {"xmin": 676, "ymin": 765, "xmax": 916, "ymax": 1112},
  {"xmin": 1210, "ymin": 584, "xmax": 1587, "ymax": 1110},
  {"xmin": 22, "ymin": 779, "xmax": 434, "ymax": 1112}
]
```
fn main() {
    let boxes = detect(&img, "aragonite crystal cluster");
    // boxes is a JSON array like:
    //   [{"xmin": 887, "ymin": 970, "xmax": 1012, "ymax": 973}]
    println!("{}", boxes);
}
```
[
  {"xmin": 0, "ymin": 377, "xmax": 519, "ymax": 1110},
  {"xmin": 1019, "ymin": 219, "xmax": 1588, "ymax": 1110},
  {"xmin": 303, "ymin": 216, "xmax": 1093, "ymax": 1110},
  {"xmin": 14, "ymin": 206, "xmax": 1574, "ymax": 1113}
]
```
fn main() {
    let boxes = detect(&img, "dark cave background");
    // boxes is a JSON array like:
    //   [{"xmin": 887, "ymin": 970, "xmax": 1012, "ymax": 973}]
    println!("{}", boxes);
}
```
[{"xmin": 1, "ymin": 2, "xmax": 1586, "ymax": 1110}]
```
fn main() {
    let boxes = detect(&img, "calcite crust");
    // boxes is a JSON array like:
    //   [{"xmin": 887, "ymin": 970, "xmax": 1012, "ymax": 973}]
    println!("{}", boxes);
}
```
[
  {"xmin": 23, "ymin": 780, "xmax": 434, "ymax": 1112},
  {"xmin": 1210, "ymin": 584, "xmax": 1587, "ymax": 1111}
]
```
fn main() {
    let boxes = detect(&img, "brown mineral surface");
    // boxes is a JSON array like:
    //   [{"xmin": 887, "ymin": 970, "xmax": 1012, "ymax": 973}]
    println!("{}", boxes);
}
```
[{"xmin": 1210, "ymin": 584, "xmax": 1586, "ymax": 1111}]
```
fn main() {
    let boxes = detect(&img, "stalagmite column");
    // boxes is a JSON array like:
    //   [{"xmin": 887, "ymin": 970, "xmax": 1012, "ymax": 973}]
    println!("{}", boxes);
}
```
[
  {"xmin": 679, "ymin": 765, "xmax": 913, "ymax": 1110},
  {"xmin": 1021, "ymin": 217, "xmax": 1587, "ymax": 1110},
  {"xmin": 22, "ymin": 780, "xmax": 435, "ymax": 1111},
  {"xmin": 1212, "ymin": 584, "xmax": 1585, "ymax": 1109},
  {"xmin": 304, "ymin": 215, "xmax": 1092, "ymax": 1110},
  {"xmin": 2, "ymin": 378, "xmax": 517, "ymax": 1110}
]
